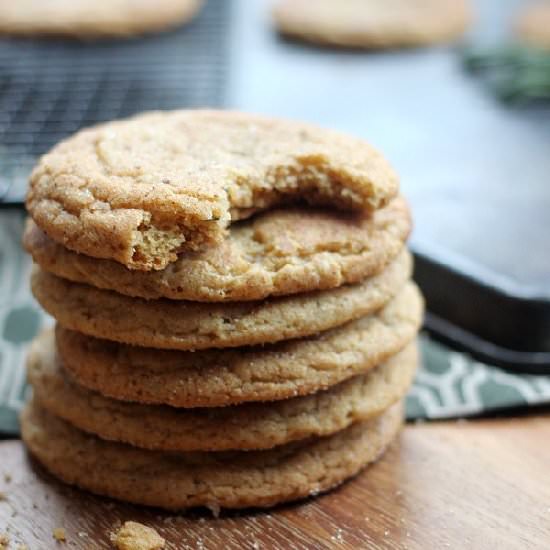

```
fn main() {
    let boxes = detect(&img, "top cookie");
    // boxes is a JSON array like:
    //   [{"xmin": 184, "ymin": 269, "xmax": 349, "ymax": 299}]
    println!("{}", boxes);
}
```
[
  {"xmin": 0, "ymin": 0, "xmax": 203, "ymax": 39},
  {"xmin": 516, "ymin": 2, "xmax": 550, "ymax": 49},
  {"xmin": 273, "ymin": 0, "xmax": 471, "ymax": 49},
  {"xmin": 26, "ymin": 110, "xmax": 399, "ymax": 271}
]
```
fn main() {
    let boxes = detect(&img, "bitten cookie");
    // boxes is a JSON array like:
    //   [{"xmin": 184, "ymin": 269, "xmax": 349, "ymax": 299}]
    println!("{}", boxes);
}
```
[
  {"xmin": 55, "ymin": 282, "xmax": 423, "ymax": 407},
  {"xmin": 0, "ymin": 0, "xmax": 203, "ymax": 38},
  {"xmin": 273, "ymin": 0, "xmax": 471, "ymax": 48},
  {"xmin": 24, "ymin": 197, "xmax": 410, "ymax": 302},
  {"xmin": 29, "ymin": 333, "xmax": 417, "ymax": 451},
  {"xmin": 21, "ymin": 400, "xmax": 403, "ymax": 511},
  {"xmin": 31, "ymin": 251, "xmax": 413, "ymax": 350},
  {"xmin": 27, "ymin": 110, "xmax": 399, "ymax": 270}
]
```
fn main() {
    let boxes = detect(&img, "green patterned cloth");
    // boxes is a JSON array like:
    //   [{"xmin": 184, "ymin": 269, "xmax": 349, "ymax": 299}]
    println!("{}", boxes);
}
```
[
  {"xmin": 1, "ymin": 211, "xmax": 550, "ymax": 435},
  {"xmin": 0, "ymin": 211, "xmax": 47, "ymax": 434},
  {"xmin": 408, "ymin": 336, "xmax": 550, "ymax": 419}
]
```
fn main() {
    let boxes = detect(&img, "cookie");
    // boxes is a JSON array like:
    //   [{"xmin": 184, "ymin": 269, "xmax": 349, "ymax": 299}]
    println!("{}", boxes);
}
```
[
  {"xmin": 24, "ymin": 197, "xmax": 410, "ymax": 302},
  {"xmin": 273, "ymin": 0, "xmax": 471, "ymax": 49},
  {"xmin": 26, "ymin": 110, "xmax": 399, "ymax": 271},
  {"xmin": 516, "ymin": 2, "xmax": 550, "ymax": 49},
  {"xmin": 0, "ymin": 0, "xmax": 203, "ymax": 38},
  {"xmin": 21, "ymin": 399, "xmax": 402, "ymax": 511},
  {"xmin": 28, "ymin": 331, "xmax": 417, "ymax": 451},
  {"xmin": 31, "ymin": 251, "xmax": 413, "ymax": 350},
  {"xmin": 56, "ymin": 283, "xmax": 423, "ymax": 407}
]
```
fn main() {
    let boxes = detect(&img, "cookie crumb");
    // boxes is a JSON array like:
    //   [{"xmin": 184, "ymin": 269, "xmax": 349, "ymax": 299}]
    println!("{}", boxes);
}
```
[
  {"xmin": 111, "ymin": 521, "xmax": 165, "ymax": 550},
  {"xmin": 0, "ymin": 492, "xmax": 6, "ymax": 501},
  {"xmin": 3, "ymin": 474, "xmax": 11, "ymax": 483},
  {"xmin": 0, "ymin": 533, "xmax": 9, "ymax": 549},
  {"xmin": 53, "ymin": 527, "xmax": 67, "ymax": 542}
]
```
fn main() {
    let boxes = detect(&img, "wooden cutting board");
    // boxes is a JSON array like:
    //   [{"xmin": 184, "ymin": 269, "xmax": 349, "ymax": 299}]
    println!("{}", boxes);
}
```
[{"xmin": 1, "ymin": 415, "xmax": 549, "ymax": 549}]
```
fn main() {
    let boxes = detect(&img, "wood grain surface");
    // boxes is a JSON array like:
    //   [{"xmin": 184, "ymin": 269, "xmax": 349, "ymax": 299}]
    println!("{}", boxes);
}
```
[{"xmin": 1, "ymin": 416, "xmax": 549, "ymax": 549}]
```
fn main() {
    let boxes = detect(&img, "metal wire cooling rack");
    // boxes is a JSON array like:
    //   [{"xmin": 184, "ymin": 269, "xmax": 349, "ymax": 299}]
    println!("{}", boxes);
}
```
[{"xmin": 0, "ymin": 0, "xmax": 230, "ymax": 205}]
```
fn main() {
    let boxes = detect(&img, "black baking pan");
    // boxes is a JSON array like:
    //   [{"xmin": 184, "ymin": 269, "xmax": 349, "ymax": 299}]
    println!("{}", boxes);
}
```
[
  {"xmin": 415, "ymin": 248, "xmax": 550, "ymax": 374},
  {"xmin": 226, "ymin": 0, "xmax": 550, "ymax": 372},
  {"xmin": 0, "ymin": 0, "xmax": 230, "ymax": 204}
]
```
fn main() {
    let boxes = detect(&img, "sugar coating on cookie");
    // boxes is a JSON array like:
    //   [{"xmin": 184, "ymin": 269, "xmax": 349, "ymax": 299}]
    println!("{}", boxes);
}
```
[
  {"xmin": 28, "ymin": 330, "xmax": 417, "ymax": 451},
  {"xmin": 31, "ymin": 253, "xmax": 415, "ymax": 350},
  {"xmin": 26, "ymin": 110, "xmax": 399, "ymax": 270},
  {"xmin": 516, "ymin": 2, "xmax": 550, "ymax": 48},
  {"xmin": 273, "ymin": 0, "xmax": 471, "ymax": 48},
  {"xmin": 21, "ymin": 399, "xmax": 403, "ymax": 511},
  {"xmin": 0, "ymin": 0, "xmax": 203, "ymax": 38},
  {"xmin": 55, "ymin": 282, "xmax": 423, "ymax": 407},
  {"xmin": 24, "ymin": 197, "xmax": 411, "ymax": 301}
]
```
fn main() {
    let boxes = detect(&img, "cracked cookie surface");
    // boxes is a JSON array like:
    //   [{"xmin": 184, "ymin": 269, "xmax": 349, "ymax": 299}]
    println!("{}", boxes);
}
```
[
  {"xmin": 29, "ymin": 330, "xmax": 417, "ymax": 451},
  {"xmin": 27, "ymin": 110, "xmax": 399, "ymax": 270},
  {"xmin": 55, "ymin": 282, "xmax": 423, "ymax": 406},
  {"xmin": 24, "ymin": 197, "xmax": 410, "ymax": 301},
  {"xmin": 21, "ymin": 399, "xmax": 402, "ymax": 510}
]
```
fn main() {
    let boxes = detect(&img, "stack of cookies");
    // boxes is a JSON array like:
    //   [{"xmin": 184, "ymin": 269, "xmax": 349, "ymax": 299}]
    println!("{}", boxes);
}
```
[{"xmin": 21, "ymin": 110, "xmax": 423, "ymax": 511}]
